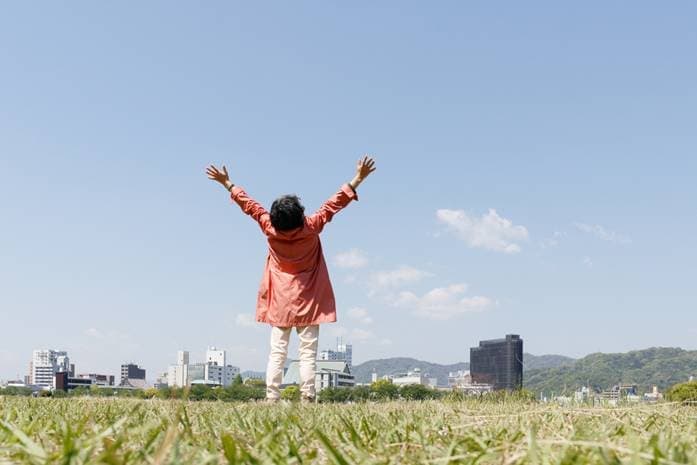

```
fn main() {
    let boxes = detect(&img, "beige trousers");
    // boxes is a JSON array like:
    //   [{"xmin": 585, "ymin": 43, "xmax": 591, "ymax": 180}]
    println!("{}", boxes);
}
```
[{"xmin": 265, "ymin": 325, "xmax": 319, "ymax": 400}]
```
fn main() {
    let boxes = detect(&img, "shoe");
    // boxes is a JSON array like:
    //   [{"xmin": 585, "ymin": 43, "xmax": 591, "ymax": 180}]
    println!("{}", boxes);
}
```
[
  {"xmin": 301, "ymin": 396, "xmax": 315, "ymax": 404},
  {"xmin": 264, "ymin": 398, "xmax": 281, "ymax": 404}
]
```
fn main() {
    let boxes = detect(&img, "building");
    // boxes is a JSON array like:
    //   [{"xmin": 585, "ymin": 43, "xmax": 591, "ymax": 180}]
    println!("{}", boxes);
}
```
[
  {"xmin": 30, "ymin": 350, "xmax": 71, "ymax": 388},
  {"xmin": 153, "ymin": 372, "xmax": 169, "ymax": 389},
  {"xmin": 283, "ymin": 360, "xmax": 355, "ymax": 391},
  {"xmin": 319, "ymin": 338, "xmax": 353, "ymax": 369},
  {"xmin": 167, "ymin": 350, "xmax": 190, "ymax": 387},
  {"xmin": 600, "ymin": 384, "xmax": 638, "ymax": 405},
  {"xmin": 120, "ymin": 364, "xmax": 146, "ymax": 385},
  {"xmin": 390, "ymin": 368, "xmax": 437, "ymax": 387},
  {"xmin": 167, "ymin": 348, "xmax": 240, "ymax": 388},
  {"xmin": 448, "ymin": 370, "xmax": 472, "ymax": 389},
  {"xmin": 54, "ymin": 372, "xmax": 93, "ymax": 392},
  {"xmin": 470, "ymin": 334, "xmax": 523, "ymax": 390},
  {"xmin": 78, "ymin": 373, "xmax": 115, "ymax": 387},
  {"xmin": 448, "ymin": 369, "xmax": 494, "ymax": 394},
  {"xmin": 643, "ymin": 386, "xmax": 663, "ymax": 403},
  {"xmin": 206, "ymin": 347, "xmax": 226, "ymax": 367},
  {"xmin": 177, "ymin": 350, "xmax": 189, "ymax": 366}
]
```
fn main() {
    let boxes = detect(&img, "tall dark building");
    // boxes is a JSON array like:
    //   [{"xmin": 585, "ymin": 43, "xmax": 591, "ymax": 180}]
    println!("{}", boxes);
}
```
[
  {"xmin": 120, "ymin": 363, "xmax": 146, "ymax": 385},
  {"xmin": 470, "ymin": 334, "xmax": 523, "ymax": 390}
]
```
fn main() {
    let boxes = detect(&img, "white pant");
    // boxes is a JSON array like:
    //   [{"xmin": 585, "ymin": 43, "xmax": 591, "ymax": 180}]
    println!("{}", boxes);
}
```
[{"xmin": 265, "ymin": 325, "xmax": 319, "ymax": 400}]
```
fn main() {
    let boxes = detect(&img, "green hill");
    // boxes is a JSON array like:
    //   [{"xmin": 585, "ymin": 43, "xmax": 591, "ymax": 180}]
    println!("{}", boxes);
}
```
[
  {"xmin": 352, "ymin": 358, "xmax": 468, "ymax": 386},
  {"xmin": 353, "ymin": 353, "xmax": 573, "ymax": 386},
  {"xmin": 524, "ymin": 347, "xmax": 697, "ymax": 395}
]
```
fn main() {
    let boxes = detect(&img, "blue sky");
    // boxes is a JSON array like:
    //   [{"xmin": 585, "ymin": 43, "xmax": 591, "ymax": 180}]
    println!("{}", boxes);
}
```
[{"xmin": 1, "ymin": 2, "xmax": 696, "ymax": 381}]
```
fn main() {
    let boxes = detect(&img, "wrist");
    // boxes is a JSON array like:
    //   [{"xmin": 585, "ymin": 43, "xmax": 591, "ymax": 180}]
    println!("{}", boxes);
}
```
[{"xmin": 223, "ymin": 180, "xmax": 234, "ymax": 191}]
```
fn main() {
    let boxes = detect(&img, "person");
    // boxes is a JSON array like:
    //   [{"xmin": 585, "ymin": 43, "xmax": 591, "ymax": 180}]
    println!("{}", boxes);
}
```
[{"xmin": 206, "ymin": 156, "xmax": 376, "ymax": 402}]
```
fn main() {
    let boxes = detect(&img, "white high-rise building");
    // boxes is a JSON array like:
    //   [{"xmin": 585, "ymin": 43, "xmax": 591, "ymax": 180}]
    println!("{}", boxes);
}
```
[
  {"xmin": 167, "ymin": 364, "xmax": 188, "ymax": 388},
  {"xmin": 168, "ymin": 350, "xmax": 190, "ymax": 387},
  {"xmin": 206, "ymin": 347, "xmax": 225, "ymax": 366},
  {"xmin": 31, "ymin": 350, "xmax": 70, "ymax": 388}
]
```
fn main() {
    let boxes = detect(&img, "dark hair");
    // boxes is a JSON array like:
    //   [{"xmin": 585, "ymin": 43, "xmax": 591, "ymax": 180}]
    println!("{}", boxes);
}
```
[{"xmin": 270, "ymin": 195, "xmax": 305, "ymax": 231}]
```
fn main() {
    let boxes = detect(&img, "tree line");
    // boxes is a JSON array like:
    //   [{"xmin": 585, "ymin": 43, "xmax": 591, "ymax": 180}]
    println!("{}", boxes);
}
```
[{"xmin": 0, "ymin": 378, "xmax": 540, "ymax": 403}]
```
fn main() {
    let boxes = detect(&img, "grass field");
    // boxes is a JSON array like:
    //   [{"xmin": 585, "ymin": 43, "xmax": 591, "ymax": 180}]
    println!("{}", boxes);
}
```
[{"xmin": 1, "ymin": 397, "xmax": 696, "ymax": 464}]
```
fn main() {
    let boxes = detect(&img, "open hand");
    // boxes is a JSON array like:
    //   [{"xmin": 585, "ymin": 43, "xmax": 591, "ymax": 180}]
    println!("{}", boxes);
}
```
[
  {"xmin": 206, "ymin": 165, "xmax": 230, "ymax": 186},
  {"xmin": 356, "ymin": 155, "xmax": 377, "ymax": 181}
]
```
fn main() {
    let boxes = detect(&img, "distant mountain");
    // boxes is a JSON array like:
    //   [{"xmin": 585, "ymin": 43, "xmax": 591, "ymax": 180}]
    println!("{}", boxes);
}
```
[
  {"xmin": 352, "ymin": 358, "xmax": 468, "ymax": 386},
  {"xmin": 524, "ymin": 347, "xmax": 697, "ymax": 394},
  {"xmin": 352, "ymin": 353, "xmax": 573, "ymax": 386},
  {"xmin": 523, "ymin": 354, "xmax": 575, "ymax": 371}
]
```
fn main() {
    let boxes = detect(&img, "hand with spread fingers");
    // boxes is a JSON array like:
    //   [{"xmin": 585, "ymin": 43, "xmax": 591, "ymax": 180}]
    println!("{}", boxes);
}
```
[
  {"xmin": 350, "ymin": 155, "xmax": 377, "ymax": 191},
  {"xmin": 206, "ymin": 165, "xmax": 233, "ymax": 191}
]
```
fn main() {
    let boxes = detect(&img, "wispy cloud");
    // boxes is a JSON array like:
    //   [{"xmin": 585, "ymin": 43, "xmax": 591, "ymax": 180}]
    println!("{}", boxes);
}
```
[
  {"xmin": 350, "ymin": 328, "xmax": 375, "ymax": 342},
  {"xmin": 437, "ymin": 209, "xmax": 528, "ymax": 253},
  {"xmin": 395, "ymin": 283, "xmax": 494, "ymax": 320},
  {"xmin": 334, "ymin": 249, "xmax": 369, "ymax": 269},
  {"xmin": 574, "ymin": 223, "xmax": 631, "ymax": 245},
  {"xmin": 369, "ymin": 266, "xmax": 432, "ymax": 292},
  {"xmin": 540, "ymin": 231, "xmax": 565, "ymax": 249},
  {"xmin": 348, "ymin": 307, "xmax": 373, "ymax": 324},
  {"xmin": 582, "ymin": 256, "xmax": 593, "ymax": 268},
  {"xmin": 84, "ymin": 328, "xmax": 104, "ymax": 339}
]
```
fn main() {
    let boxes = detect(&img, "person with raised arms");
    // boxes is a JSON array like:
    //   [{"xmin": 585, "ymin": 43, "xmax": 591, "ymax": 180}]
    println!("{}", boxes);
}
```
[{"xmin": 206, "ymin": 156, "xmax": 376, "ymax": 402}]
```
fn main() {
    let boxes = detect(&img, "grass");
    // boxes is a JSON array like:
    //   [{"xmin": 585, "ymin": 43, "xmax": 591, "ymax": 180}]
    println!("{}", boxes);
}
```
[{"xmin": 1, "ymin": 397, "xmax": 697, "ymax": 464}]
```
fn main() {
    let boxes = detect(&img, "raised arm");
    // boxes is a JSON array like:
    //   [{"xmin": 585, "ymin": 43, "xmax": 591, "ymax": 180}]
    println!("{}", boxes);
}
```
[
  {"xmin": 306, "ymin": 156, "xmax": 376, "ymax": 233},
  {"xmin": 206, "ymin": 164, "xmax": 272, "ymax": 233}
]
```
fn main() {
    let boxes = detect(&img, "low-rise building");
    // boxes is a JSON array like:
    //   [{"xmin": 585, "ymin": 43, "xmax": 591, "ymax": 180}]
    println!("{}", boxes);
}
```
[
  {"xmin": 391, "ymin": 368, "xmax": 437, "ymax": 388},
  {"xmin": 54, "ymin": 372, "xmax": 94, "ymax": 392},
  {"xmin": 78, "ymin": 374, "xmax": 115, "ymax": 387},
  {"xmin": 283, "ymin": 360, "xmax": 355, "ymax": 391},
  {"xmin": 600, "ymin": 384, "xmax": 638, "ymax": 405},
  {"xmin": 643, "ymin": 386, "xmax": 663, "ymax": 403},
  {"xmin": 448, "ymin": 370, "xmax": 472, "ymax": 389}
]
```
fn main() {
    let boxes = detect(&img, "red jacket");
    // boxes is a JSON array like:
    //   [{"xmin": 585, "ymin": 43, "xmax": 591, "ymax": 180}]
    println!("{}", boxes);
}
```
[{"xmin": 230, "ymin": 184, "xmax": 358, "ymax": 327}]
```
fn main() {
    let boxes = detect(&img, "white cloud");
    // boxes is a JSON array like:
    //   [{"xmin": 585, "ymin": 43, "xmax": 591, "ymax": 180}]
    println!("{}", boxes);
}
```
[
  {"xmin": 582, "ymin": 256, "xmax": 593, "ymax": 268},
  {"xmin": 437, "ymin": 209, "xmax": 528, "ymax": 253},
  {"xmin": 574, "ymin": 223, "xmax": 631, "ymax": 245},
  {"xmin": 348, "ymin": 307, "xmax": 373, "ymax": 324},
  {"xmin": 540, "ymin": 231, "xmax": 565, "ymax": 249},
  {"xmin": 84, "ymin": 328, "xmax": 104, "ymax": 339},
  {"xmin": 334, "ymin": 249, "xmax": 369, "ymax": 269},
  {"xmin": 235, "ymin": 313, "xmax": 257, "ymax": 328},
  {"xmin": 350, "ymin": 328, "xmax": 375, "ymax": 341},
  {"xmin": 370, "ymin": 266, "xmax": 432, "ymax": 291},
  {"xmin": 379, "ymin": 338, "xmax": 393, "ymax": 346},
  {"xmin": 395, "ymin": 283, "xmax": 495, "ymax": 320}
]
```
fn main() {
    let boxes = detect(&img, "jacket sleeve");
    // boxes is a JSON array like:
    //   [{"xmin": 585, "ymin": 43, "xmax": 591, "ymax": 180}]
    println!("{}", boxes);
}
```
[
  {"xmin": 305, "ymin": 184, "xmax": 358, "ymax": 233},
  {"xmin": 230, "ymin": 186, "xmax": 273, "ymax": 234}
]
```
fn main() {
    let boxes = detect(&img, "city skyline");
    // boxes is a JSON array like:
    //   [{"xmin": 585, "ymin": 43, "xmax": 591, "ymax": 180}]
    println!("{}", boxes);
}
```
[{"xmin": 2, "ymin": 3, "xmax": 697, "ymax": 381}]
